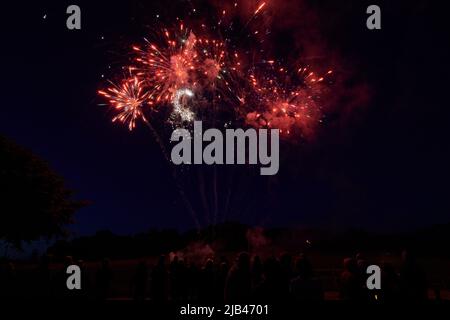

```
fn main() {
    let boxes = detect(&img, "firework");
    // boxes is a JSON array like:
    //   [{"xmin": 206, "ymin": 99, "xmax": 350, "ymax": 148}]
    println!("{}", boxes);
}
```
[
  {"xmin": 172, "ymin": 88, "xmax": 195, "ymax": 123},
  {"xmin": 98, "ymin": 0, "xmax": 333, "ymax": 138},
  {"xmin": 243, "ymin": 63, "xmax": 332, "ymax": 137},
  {"xmin": 96, "ymin": 1, "xmax": 340, "ymax": 228},
  {"xmin": 132, "ymin": 29, "xmax": 196, "ymax": 105},
  {"xmin": 98, "ymin": 77, "xmax": 149, "ymax": 131}
]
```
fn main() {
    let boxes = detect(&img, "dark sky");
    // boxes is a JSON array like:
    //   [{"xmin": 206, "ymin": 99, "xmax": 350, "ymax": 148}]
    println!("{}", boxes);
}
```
[{"xmin": 1, "ymin": 0, "xmax": 449, "ymax": 236}]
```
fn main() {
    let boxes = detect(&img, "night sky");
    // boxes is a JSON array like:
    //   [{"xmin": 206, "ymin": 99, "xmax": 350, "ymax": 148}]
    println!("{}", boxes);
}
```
[{"xmin": 1, "ymin": 0, "xmax": 449, "ymax": 236}]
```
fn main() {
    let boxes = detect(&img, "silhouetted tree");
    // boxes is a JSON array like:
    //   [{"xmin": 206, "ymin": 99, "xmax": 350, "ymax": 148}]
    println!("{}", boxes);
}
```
[{"xmin": 0, "ymin": 136, "xmax": 86, "ymax": 250}]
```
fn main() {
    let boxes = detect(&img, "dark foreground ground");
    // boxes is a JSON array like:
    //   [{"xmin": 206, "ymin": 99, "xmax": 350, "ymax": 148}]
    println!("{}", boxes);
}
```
[{"xmin": 2, "ymin": 251, "xmax": 450, "ymax": 301}]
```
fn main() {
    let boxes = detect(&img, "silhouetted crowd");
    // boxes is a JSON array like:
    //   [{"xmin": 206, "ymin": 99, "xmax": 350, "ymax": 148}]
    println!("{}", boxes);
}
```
[{"xmin": 0, "ymin": 250, "xmax": 430, "ymax": 301}]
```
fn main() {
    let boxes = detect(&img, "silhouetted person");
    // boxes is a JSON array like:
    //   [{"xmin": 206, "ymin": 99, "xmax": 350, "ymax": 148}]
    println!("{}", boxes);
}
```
[
  {"xmin": 169, "ymin": 255, "xmax": 189, "ymax": 301},
  {"xmin": 355, "ymin": 253, "xmax": 370, "ymax": 301},
  {"xmin": 34, "ymin": 255, "xmax": 53, "ymax": 298},
  {"xmin": 356, "ymin": 253, "xmax": 368, "ymax": 282},
  {"xmin": 398, "ymin": 250, "xmax": 427, "ymax": 301},
  {"xmin": 169, "ymin": 255, "xmax": 180, "ymax": 300},
  {"xmin": 251, "ymin": 256, "xmax": 263, "ymax": 290},
  {"xmin": 290, "ymin": 255, "xmax": 324, "ymax": 301},
  {"xmin": 225, "ymin": 252, "xmax": 251, "ymax": 302},
  {"xmin": 185, "ymin": 258, "xmax": 198, "ymax": 301},
  {"xmin": 151, "ymin": 255, "xmax": 168, "ymax": 302},
  {"xmin": 177, "ymin": 258, "xmax": 189, "ymax": 301},
  {"xmin": 96, "ymin": 258, "xmax": 113, "ymax": 300},
  {"xmin": 132, "ymin": 260, "xmax": 148, "ymax": 301},
  {"xmin": 254, "ymin": 257, "xmax": 284, "ymax": 302},
  {"xmin": 381, "ymin": 261, "xmax": 399, "ymax": 301},
  {"xmin": 55, "ymin": 256, "xmax": 74, "ymax": 299},
  {"xmin": 76, "ymin": 259, "xmax": 91, "ymax": 300},
  {"xmin": 198, "ymin": 259, "xmax": 215, "ymax": 302},
  {"xmin": 339, "ymin": 257, "xmax": 363, "ymax": 301},
  {"xmin": 279, "ymin": 253, "xmax": 293, "ymax": 300},
  {"xmin": 0, "ymin": 261, "xmax": 17, "ymax": 297},
  {"xmin": 216, "ymin": 258, "xmax": 229, "ymax": 302}
]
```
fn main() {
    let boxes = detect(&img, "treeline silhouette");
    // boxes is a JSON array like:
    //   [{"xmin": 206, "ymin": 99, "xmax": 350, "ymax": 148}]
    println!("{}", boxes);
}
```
[{"xmin": 45, "ymin": 222, "xmax": 450, "ymax": 261}]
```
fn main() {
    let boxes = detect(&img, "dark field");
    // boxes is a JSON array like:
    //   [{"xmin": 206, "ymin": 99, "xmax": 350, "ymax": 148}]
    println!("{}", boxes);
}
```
[{"xmin": 4, "ymin": 251, "xmax": 450, "ymax": 301}]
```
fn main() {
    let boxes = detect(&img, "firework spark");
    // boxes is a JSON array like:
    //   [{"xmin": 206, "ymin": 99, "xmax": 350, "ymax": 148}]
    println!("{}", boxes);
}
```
[{"xmin": 254, "ymin": 2, "xmax": 266, "ymax": 15}]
